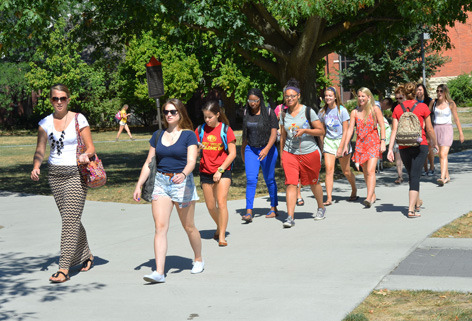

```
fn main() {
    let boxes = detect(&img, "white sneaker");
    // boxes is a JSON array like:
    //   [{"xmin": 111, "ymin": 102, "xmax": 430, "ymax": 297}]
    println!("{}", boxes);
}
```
[
  {"xmin": 283, "ymin": 216, "xmax": 295, "ymax": 228},
  {"xmin": 191, "ymin": 260, "xmax": 204, "ymax": 274},
  {"xmin": 314, "ymin": 207, "xmax": 326, "ymax": 220},
  {"xmin": 143, "ymin": 271, "xmax": 165, "ymax": 283}
]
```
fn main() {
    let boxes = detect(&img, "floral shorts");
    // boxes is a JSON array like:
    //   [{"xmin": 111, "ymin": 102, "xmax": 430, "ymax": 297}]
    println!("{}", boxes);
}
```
[{"xmin": 152, "ymin": 172, "xmax": 199, "ymax": 208}]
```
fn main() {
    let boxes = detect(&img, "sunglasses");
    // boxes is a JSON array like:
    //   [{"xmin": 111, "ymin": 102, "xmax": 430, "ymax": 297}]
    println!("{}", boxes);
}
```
[
  {"xmin": 163, "ymin": 109, "xmax": 178, "ymax": 116},
  {"xmin": 52, "ymin": 96, "xmax": 68, "ymax": 102},
  {"xmin": 436, "ymin": 89, "xmax": 443, "ymax": 93},
  {"xmin": 247, "ymin": 99, "xmax": 260, "ymax": 104},
  {"xmin": 284, "ymin": 95, "xmax": 298, "ymax": 100}
]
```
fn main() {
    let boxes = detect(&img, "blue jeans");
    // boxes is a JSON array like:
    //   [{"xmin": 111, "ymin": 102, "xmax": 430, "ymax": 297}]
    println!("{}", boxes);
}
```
[{"xmin": 245, "ymin": 144, "xmax": 278, "ymax": 210}]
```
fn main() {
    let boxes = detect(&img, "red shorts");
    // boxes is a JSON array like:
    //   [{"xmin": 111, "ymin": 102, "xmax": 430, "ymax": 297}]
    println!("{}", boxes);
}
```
[{"xmin": 282, "ymin": 150, "xmax": 321, "ymax": 186}]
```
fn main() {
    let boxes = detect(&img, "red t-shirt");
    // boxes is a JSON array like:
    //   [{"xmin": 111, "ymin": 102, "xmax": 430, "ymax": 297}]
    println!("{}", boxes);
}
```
[
  {"xmin": 392, "ymin": 100, "xmax": 430, "ymax": 149},
  {"xmin": 195, "ymin": 122, "xmax": 236, "ymax": 174}
]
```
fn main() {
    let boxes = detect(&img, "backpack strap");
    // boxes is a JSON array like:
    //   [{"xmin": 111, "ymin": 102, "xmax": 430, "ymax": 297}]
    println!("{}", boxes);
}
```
[
  {"xmin": 305, "ymin": 105, "xmax": 314, "ymax": 129},
  {"xmin": 197, "ymin": 124, "xmax": 205, "ymax": 143},
  {"xmin": 400, "ymin": 102, "xmax": 407, "ymax": 113},
  {"xmin": 220, "ymin": 123, "xmax": 228, "ymax": 151},
  {"xmin": 410, "ymin": 102, "xmax": 419, "ymax": 113}
]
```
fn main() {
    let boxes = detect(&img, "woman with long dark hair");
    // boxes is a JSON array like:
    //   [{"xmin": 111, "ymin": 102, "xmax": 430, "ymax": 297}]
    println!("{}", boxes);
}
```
[
  {"xmin": 196, "ymin": 101, "xmax": 236, "ymax": 246},
  {"xmin": 416, "ymin": 84, "xmax": 435, "ymax": 176},
  {"xmin": 134, "ymin": 98, "xmax": 204, "ymax": 283},
  {"xmin": 241, "ymin": 88, "xmax": 279, "ymax": 221},
  {"xmin": 429, "ymin": 84, "xmax": 465, "ymax": 186},
  {"xmin": 31, "ymin": 84, "xmax": 96, "ymax": 283}
]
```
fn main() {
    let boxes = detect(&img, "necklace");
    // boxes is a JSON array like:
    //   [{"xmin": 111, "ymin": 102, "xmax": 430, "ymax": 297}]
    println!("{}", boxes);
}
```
[
  {"xmin": 168, "ymin": 129, "xmax": 180, "ymax": 143},
  {"xmin": 50, "ymin": 112, "xmax": 68, "ymax": 155}
]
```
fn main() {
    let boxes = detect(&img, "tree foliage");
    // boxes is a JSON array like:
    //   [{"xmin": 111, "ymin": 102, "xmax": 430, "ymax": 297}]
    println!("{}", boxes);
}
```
[{"xmin": 339, "ymin": 28, "xmax": 451, "ymax": 97}]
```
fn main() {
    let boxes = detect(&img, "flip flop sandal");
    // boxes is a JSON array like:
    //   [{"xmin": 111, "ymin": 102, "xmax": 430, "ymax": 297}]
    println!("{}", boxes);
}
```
[
  {"xmin": 81, "ymin": 257, "xmax": 94, "ymax": 272},
  {"xmin": 437, "ymin": 178, "xmax": 445, "ymax": 186},
  {"xmin": 394, "ymin": 177, "xmax": 403, "ymax": 184},
  {"xmin": 242, "ymin": 213, "xmax": 253, "ymax": 222},
  {"xmin": 363, "ymin": 200, "xmax": 372, "ymax": 208},
  {"xmin": 265, "ymin": 210, "xmax": 278, "ymax": 218},
  {"xmin": 408, "ymin": 210, "xmax": 421, "ymax": 218},
  {"xmin": 415, "ymin": 200, "xmax": 423, "ymax": 212},
  {"xmin": 348, "ymin": 196, "xmax": 359, "ymax": 202},
  {"xmin": 213, "ymin": 232, "xmax": 219, "ymax": 240},
  {"xmin": 50, "ymin": 271, "xmax": 70, "ymax": 283},
  {"xmin": 296, "ymin": 198, "xmax": 305, "ymax": 206},
  {"xmin": 323, "ymin": 201, "xmax": 332, "ymax": 206}
]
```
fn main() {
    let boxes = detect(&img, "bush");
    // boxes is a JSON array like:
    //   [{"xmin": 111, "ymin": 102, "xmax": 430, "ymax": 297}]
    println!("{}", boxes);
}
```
[
  {"xmin": 447, "ymin": 73, "xmax": 472, "ymax": 106},
  {"xmin": 342, "ymin": 313, "xmax": 369, "ymax": 321}
]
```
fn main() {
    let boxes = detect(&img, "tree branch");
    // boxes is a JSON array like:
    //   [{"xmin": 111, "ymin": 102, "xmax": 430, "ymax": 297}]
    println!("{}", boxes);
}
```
[
  {"xmin": 251, "ymin": 2, "xmax": 298, "ymax": 46},
  {"xmin": 234, "ymin": 44, "xmax": 279, "ymax": 79},
  {"xmin": 240, "ymin": 3, "xmax": 293, "ymax": 54}
]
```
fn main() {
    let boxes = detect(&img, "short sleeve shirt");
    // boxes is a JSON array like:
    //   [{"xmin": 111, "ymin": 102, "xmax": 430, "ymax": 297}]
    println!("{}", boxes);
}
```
[
  {"xmin": 195, "ymin": 122, "xmax": 236, "ymax": 174},
  {"xmin": 318, "ymin": 106, "xmax": 350, "ymax": 139},
  {"xmin": 149, "ymin": 130, "xmax": 197, "ymax": 173},
  {"xmin": 392, "ymin": 100, "xmax": 430, "ymax": 149},
  {"xmin": 279, "ymin": 105, "xmax": 320, "ymax": 155},
  {"xmin": 246, "ymin": 109, "xmax": 278, "ymax": 147},
  {"xmin": 39, "ymin": 113, "xmax": 89, "ymax": 166}
]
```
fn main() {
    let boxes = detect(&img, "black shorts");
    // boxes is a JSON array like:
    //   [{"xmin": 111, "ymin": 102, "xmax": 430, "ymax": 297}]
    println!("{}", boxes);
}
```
[{"xmin": 199, "ymin": 170, "xmax": 232, "ymax": 185}]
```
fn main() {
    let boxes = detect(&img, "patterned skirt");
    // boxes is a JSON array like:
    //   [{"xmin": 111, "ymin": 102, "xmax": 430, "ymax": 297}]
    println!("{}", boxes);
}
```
[{"xmin": 48, "ymin": 164, "xmax": 91, "ymax": 269}]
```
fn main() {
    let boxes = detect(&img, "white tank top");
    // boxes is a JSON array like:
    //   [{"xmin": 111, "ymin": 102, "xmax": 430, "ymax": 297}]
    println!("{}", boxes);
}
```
[
  {"xmin": 434, "ymin": 102, "xmax": 452, "ymax": 125},
  {"xmin": 38, "ymin": 113, "xmax": 90, "ymax": 165}
]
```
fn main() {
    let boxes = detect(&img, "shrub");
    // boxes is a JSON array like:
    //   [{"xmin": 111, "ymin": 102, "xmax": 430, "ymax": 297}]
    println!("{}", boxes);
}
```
[{"xmin": 447, "ymin": 73, "xmax": 472, "ymax": 106}]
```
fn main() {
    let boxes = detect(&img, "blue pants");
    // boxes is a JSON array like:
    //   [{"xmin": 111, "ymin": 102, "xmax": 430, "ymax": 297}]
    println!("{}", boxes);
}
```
[{"xmin": 245, "ymin": 144, "xmax": 278, "ymax": 209}]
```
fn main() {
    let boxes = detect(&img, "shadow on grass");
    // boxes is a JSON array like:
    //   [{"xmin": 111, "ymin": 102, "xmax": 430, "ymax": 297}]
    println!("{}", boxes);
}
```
[{"xmin": 0, "ymin": 252, "xmax": 107, "ymax": 321}]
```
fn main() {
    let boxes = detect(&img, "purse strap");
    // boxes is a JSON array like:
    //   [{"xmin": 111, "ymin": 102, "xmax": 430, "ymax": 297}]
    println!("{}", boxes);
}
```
[{"xmin": 75, "ymin": 113, "xmax": 86, "ymax": 161}]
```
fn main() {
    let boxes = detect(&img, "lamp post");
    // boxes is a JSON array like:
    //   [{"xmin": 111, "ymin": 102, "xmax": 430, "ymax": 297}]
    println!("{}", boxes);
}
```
[
  {"xmin": 146, "ymin": 56, "xmax": 165, "ymax": 129},
  {"xmin": 421, "ymin": 32, "xmax": 430, "ymax": 87}
]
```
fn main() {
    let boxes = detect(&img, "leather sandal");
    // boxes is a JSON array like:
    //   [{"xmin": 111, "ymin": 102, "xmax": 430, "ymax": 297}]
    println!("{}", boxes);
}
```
[
  {"xmin": 296, "ymin": 198, "xmax": 305, "ymax": 206},
  {"xmin": 242, "ymin": 213, "xmax": 253, "ymax": 222},
  {"xmin": 50, "ymin": 271, "xmax": 70, "ymax": 283},
  {"xmin": 394, "ymin": 177, "xmax": 403, "ymax": 184},
  {"xmin": 81, "ymin": 256, "xmax": 94, "ymax": 272}
]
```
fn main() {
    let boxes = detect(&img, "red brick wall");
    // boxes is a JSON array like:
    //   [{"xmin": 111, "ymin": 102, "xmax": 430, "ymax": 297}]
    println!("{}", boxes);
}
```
[{"xmin": 435, "ymin": 13, "xmax": 472, "ymax": 77}]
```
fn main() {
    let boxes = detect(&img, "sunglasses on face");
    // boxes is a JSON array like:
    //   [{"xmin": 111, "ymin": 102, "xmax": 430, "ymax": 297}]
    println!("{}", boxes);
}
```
[
  {"xmin": 163, "ymin": 109, "xmax": 178, "ymax": 116},
  {"xmin": 52, "ymin": 96, "xmax": 68, "ymax": 102},
  {"xmin": 284, "ymin": 95, "xmax": 298, "ymax": 100},
  {"xmin": 395, "ymin": 96, "xmax": 404, "ymax": 100},
  {"xmin": 436, "ymin": 89, "xmax": 443, "ymax": 93},
  {"xmin": 247, "ymin": 99, "xmax": 260, "ymax": 104}
]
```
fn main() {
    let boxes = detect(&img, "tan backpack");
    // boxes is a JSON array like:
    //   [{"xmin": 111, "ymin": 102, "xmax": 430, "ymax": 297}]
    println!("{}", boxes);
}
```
[{"xmin": 396, "ymin": 102, "xmax": 422, "ymax": 146}]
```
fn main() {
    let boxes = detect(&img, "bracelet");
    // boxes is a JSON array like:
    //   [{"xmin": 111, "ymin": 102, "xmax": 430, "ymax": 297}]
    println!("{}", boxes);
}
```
[
  {"xmin": 381, "ymin": 138, "xmax": 386, "ymax": 141},
  {"xmin": 181, "ymin": 172, "xmax": 187, "ymax": 178}
]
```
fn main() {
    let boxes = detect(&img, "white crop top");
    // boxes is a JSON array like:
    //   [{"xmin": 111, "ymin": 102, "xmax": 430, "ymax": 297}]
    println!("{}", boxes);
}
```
[
  {"xmin": 39, "ymin": 113, "xmax": 89, "ymax": 165},
  {"xmin": 434, "ymin": 102, "xmax": 452, "ymax": 125}
]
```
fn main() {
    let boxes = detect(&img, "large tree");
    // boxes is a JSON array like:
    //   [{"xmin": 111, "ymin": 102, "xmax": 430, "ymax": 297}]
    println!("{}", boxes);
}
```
[{"xmin": 2, "ymin": 0, "xmax": 471, "ymax": 108}]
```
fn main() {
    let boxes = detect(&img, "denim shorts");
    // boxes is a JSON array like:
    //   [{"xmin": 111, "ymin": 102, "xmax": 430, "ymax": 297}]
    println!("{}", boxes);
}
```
[{"xmin": 152, "ymin": 172, "xmax": 199, "ymax": 208}]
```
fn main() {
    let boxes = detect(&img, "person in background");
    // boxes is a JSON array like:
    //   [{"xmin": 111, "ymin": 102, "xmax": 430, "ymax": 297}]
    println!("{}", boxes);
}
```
[
  {"xmin": 388, "ymin": 83, "xmax": 438, "ymax": 218},
  {"xmin": 133, "ymin": 98, "xmax": 203, "ymax": 283},
  {"xmin": 241, "ymin": 89, "xmax": 278, "ymax": 221},
  {"xmin": 416, "ymin": 84, "xmax": 435, "ymax": 177},
  {"xmin": 344, "ymin": 87, "xmax": 386, "ymax": 208},
  {"xmin": 115, "ymin": 104, "xmax": 135, "ymax": 141},
  {"xmin": 429, "ymin": 84, "xmax": 465, "ymax": 186},
  {"xmin": 279, "ymin": 78, "xmax": 326, "ymax": 227},
  {"xmin": 392, "ymin": 86, "xmax": 406, "ymax": 184},
  {"xmin": 318, "ymin": 87, "xmax": 357, "ymax": 205},
  {"xmin": 196, "ymin": 101, "xmax": 236, "ymax": 246},
  {"xmin": 31, "ymin": 84, "xmax": 95, "ymax": 283}
]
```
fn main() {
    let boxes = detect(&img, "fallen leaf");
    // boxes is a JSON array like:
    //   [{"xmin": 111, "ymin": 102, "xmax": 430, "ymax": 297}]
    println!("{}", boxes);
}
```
[
  {"xmin": 439, "ymin": 295, "xmax": 447, "ymax": 299},
  {"xmin": 369, "ymin": 310, "xmax": 374, "ymax": 314}
]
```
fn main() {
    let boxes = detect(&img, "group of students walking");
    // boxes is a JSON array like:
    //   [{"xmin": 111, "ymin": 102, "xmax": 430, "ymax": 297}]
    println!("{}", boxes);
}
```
[{"xmin": 31, "ymin": 79, "xmax": 464, "ymax": 284}]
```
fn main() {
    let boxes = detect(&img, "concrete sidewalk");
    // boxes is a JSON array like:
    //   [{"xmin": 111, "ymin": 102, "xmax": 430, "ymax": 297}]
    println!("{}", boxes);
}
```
[{"xmin": 1, "ymin": 150, "xmax": 472, "ymax": 321}]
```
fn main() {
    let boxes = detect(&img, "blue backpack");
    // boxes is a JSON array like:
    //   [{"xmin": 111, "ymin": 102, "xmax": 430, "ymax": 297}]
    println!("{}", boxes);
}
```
[{"xmin": 197, "ymin": 123, "xmax": 229, "ymax": 152}]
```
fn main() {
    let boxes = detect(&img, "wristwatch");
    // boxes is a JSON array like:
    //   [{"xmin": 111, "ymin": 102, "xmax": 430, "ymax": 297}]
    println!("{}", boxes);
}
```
[
  {"xmin": 381, "ymin": 138, "xmax": 386, "ymax": 142},
  {"xmin": 217, "ymin": 167, "xmax": 225, "ymax": 173}
]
